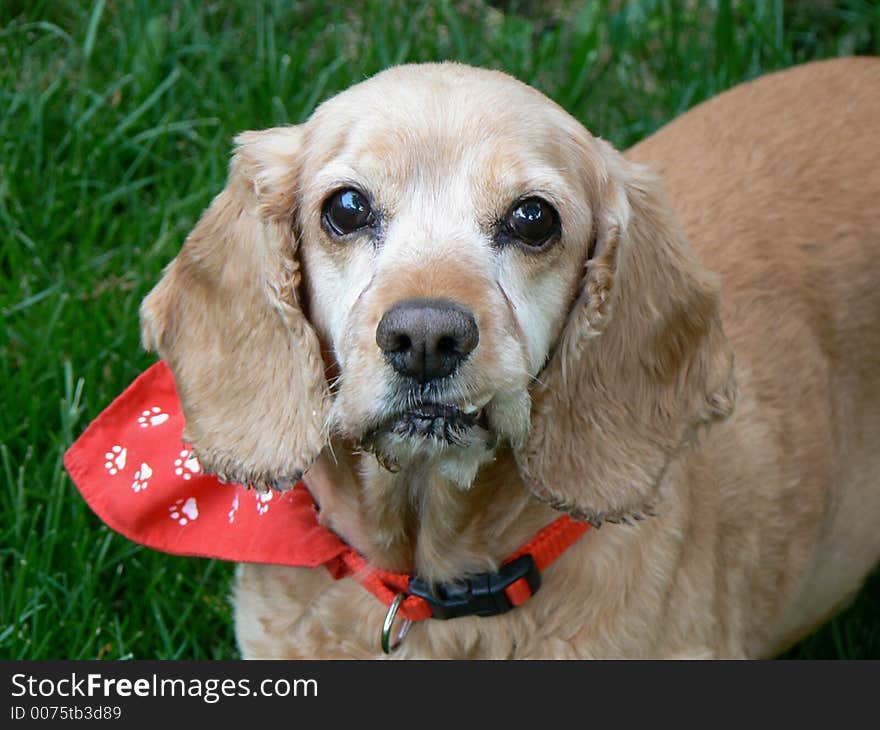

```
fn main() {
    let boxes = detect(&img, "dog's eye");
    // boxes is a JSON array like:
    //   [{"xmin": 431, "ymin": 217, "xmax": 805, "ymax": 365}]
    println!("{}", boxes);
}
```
[
  {"xmin": 323, "ymin": 188, "xmax": 376, "ymax": 236},
  {"xmin": 505, "ymin": 198, "xmax": 558, "ymax": 247}
]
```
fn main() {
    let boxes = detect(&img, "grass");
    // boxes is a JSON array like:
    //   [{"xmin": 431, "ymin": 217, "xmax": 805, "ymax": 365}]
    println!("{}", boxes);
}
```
[{"xmin": 1, "ymin": 0, "xmax": 878, "ymax": 660}]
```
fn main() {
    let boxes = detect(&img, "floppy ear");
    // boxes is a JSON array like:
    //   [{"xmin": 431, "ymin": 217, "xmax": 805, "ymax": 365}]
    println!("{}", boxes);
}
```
[
  {"xmin": 140, "ymin": 127, "xmax": 328, "ymax": 491},
  {"xmin": 516, "ymin": 140, "xmax": 736, "ymax": 524}
]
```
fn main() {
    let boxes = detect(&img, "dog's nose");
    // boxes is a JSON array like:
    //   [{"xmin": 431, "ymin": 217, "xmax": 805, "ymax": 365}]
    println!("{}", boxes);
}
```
[{"xmin": 376, "ymin": 298, "xmax": 479, "ymax": 383}]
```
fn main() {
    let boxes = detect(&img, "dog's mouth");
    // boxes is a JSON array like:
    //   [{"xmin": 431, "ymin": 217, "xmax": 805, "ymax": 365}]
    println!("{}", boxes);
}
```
[
  {"xmin": 389, "ymin": 402, "xmax": 489, "ymax": 444},
  {"xmin": 363, "ymin": 400, "xmax": 491, "ymax": 449}
]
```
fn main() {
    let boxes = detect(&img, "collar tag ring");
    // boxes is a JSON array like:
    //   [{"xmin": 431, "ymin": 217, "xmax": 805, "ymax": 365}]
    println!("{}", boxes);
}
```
[{"xmin": 381, "ymin": 592, "xmax": 412, "ymax": 654}]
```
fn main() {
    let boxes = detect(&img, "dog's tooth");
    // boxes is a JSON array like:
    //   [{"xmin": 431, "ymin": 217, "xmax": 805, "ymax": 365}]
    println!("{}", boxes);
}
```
[{"xmin": 462, "ymin": 403, "xmax": 479, "ymax": 414}]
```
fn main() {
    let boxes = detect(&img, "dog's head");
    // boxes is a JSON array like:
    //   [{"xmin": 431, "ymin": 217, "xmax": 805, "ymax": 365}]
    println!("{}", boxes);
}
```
[{"xmin": 141, "ymin": 63, "xmax": 735, "ymax": 520}]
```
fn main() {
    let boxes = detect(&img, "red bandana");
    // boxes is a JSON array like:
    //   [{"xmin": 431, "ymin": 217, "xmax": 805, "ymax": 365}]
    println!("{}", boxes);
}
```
[
  {"xmin": 65, "ymin": 362, "xmax": 590, "ymax": 625},
  {"xmin": 64, "ymin": 361, "xmax": 346, "ymax": 569}
]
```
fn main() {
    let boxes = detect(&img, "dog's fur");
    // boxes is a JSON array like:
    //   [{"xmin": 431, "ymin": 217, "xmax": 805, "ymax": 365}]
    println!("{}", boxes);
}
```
[{"xmin": 141, "ymin": 58, "xmax": 880, "ymax": 658}]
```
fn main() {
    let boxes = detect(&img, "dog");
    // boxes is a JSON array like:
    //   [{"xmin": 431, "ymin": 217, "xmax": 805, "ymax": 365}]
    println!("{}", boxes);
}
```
[{"xmin": 139, "ymin": 57, "xmax": 880, "ymax": 658}]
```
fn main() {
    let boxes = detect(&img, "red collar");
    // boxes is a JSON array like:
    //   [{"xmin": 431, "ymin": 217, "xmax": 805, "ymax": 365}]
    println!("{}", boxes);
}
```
[{"xmin": 65, "ymin": 361, "xmax": 589, "ymax": 627}]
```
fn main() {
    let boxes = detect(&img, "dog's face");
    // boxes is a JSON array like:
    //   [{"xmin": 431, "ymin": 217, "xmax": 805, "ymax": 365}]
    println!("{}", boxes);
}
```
[
  {"xmin": 294, "ymin": 66, "xmax": 598, "ymax": 483},
  {"xmin": 141, "ymin": 63, "xmax": 734, "ymax": 522}
]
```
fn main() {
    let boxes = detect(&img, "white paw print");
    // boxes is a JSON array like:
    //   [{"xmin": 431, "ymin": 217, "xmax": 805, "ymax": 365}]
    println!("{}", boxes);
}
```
[
  {"xmin": 169, "ymin": 497, "xmax": 199, "ymax": 525},
  {"xmin": 131, "ymin": 462, "xmax": 152, "ymax": 492},
  {"xmin": 138, "ymin": 406, "xmax": 169, "ymax": 428},
  {"xmin": 173, "ymin": 450, "xmax": 201, "ymax": 480},
  {"xmin": 227, "ymin": 494, "xmax": 240, "ymax": 524},
  {"xmin": 256, "ymin": 490, "xmax": 273, "ymax": 516},
  {"xmin": 103, "ymin": 445, "xmax": 127, "ymax": 476}
]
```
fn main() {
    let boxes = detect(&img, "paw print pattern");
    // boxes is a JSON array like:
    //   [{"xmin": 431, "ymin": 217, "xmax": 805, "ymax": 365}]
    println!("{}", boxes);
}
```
[
  {"xmin": 256, "ymin": 490, "xmax": 273, "ymax": 516},
  {"xmin": 228, "ymin": 494, "xmax": 240, "ymax": 524},
  {"xmin": 131, "ymin": 462, "xmax": 152, "ymax": 492},
  {"xmin": 138, "ymin": 406, "xmax": 169, "ymax": 428},
  {"xmin": 169, "ymin": 497, "xmax": 199, "ymax": 525},
  {"xmin": 104, "ymin": 446, "xmax": 127, "ymax": 476},
  {"xmin": 174, "ymin": 450, "xmax": 201, "ymax": 480}
]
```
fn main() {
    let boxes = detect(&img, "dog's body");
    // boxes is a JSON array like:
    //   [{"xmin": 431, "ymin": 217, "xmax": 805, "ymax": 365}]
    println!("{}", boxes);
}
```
[{"xmin": 141, "ymin": 58, "xmax": 880, "ymax": 658}]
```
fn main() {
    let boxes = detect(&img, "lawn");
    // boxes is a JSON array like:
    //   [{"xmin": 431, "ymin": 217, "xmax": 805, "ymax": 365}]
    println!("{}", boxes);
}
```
[{"xmin": 1, "ymin": 0, "xmax": 878, "ymax": 659}]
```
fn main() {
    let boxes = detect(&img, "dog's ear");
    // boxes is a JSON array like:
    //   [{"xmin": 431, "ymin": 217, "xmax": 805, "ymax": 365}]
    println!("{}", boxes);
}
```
[
  {"xmin": 516, "ymin": 140, "xmax": 736, "ymax": 524},
  {"xmin": 140, "ymin": 127, "xmax": 328, "ymax": 491}
]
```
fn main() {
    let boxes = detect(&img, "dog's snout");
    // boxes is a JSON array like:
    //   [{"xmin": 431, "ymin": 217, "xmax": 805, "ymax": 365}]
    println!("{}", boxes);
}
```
[{"xmin": 376, "ymin": 298, "xmax": 479, "ymax": 383}]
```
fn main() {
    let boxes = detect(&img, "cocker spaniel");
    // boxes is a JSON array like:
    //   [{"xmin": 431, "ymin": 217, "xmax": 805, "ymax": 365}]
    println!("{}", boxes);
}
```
[{"xmin": 140, "ymin": 58, "xmax": 880, "ymax": 658}]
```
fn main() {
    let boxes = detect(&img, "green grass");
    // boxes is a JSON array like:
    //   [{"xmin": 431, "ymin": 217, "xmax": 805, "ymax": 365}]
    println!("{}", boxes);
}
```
[{"xmin": 1, "ymin": 0, "xmax": 878, "ymax": 660}]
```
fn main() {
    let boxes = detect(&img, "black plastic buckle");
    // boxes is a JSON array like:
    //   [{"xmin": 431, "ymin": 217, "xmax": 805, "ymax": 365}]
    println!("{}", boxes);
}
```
[{"xmin": 407, "ymin": 554, "xmax": 542, "ymax": 620}]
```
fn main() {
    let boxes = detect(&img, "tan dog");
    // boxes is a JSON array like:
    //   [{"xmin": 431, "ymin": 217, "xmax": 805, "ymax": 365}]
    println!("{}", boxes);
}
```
[{"xmin": 140, "ymin": 58, "xmax": 880, "ymax": 658}]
